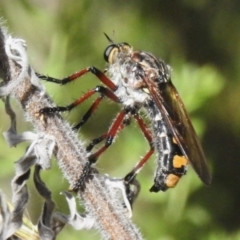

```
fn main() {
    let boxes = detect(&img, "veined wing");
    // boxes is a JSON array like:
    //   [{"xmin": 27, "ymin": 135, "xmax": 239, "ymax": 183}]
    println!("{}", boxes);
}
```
[{"xmin": 144, "ymin": 76, "xmax": 211, "ymax": 186}]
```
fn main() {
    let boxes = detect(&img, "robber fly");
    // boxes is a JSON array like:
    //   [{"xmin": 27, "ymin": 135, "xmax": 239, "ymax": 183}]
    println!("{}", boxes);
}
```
[{"xmin": 38, "ymin": 34, "xmax": 211, "ymax": 193}]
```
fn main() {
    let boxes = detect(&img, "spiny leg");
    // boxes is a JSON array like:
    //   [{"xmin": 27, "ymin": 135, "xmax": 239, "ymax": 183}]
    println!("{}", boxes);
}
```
[
  {"xmin": 36, "ymin": 66, "xmax": 117, "ymax": 90},
  {"xmin": 39, "ymin": 85, "xmax": 119, "ymax": 115},
  {"xmin": 78, "ymin": 109, "xmax": 129, "ymax": 191},
  {"xmin": 85, "ymin": 118, "xmax": 131, "ymax": 152},
  {"xmin": 38, "ymin": 66, "xmax": 119, "ymax": 122},
  {"xmin": 88, "ymin": 109, "xmax": 129, "ymax": 164},
  {"xmin": 124, "ymin": 114, "xmax": 154, "ymax": 188},
  {"xmin": 73, "ymin": 96, "xmax": 104, "ymax": 130},
  {"xmin": 86, "ymin": 134, "xmax": 107, "ymax": 152},
  {"xmin": 73, "ymin": 90, "xmax": 130, "ymax": 131}
]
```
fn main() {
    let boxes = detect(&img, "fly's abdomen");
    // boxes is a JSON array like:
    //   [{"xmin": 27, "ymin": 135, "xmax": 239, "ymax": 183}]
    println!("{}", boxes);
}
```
[{"xmin": 150, "ymin": 119, "xmax": 188, "ymax": 192}]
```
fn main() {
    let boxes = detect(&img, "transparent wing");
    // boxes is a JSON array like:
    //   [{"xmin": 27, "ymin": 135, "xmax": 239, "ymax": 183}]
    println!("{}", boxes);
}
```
[{"xmin": 144, "ymin": 77, "xmax": 211, "ymax": 186}]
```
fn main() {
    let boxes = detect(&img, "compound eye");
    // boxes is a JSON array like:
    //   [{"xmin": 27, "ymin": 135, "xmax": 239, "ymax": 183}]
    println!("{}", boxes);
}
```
[{"xmin": 104, "ymin": 44, "xmax": 118, "ymax": 63}]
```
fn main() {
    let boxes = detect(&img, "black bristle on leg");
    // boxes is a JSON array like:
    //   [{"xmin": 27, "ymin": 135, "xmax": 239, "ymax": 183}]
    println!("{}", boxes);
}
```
[{"xmin": 73, "ymin": 161, "xmax": 99, "ymax": 192}]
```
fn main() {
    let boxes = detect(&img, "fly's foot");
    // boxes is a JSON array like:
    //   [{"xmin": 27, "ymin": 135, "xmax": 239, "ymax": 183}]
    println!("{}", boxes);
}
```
[
  {"xmin": 124, "ymin": 177, "xmax": 141, "ymax": 207},
  {"xmin": 39, "ymin": 106, "xmax": 67, "ymax": 116},
  {"xmin": 73, "ymin": 161, "xmax": 98, "ymax": 192}
]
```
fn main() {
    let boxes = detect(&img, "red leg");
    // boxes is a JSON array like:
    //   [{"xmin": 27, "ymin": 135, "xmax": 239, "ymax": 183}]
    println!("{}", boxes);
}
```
[
  {"xmin": 88, "ymin": 109, "xmax": 128, "ymax": 163},
  {"xmin": 124, "ymin": 114, "xmax": 154, "ymax": 183},
  {"xmin": 86, "ymin": 117, "xmax": 130, "ymax": 152},
  {"xmin": 73, "ymin": 96, "xmax": 104, "ymax": 130},
  {"xmin": 39, "ymin": 85, "xmax": 119, "ymax": 114},
  {"xmin": 86, "ymin": 133, "xmax": 107, "ymax": 152},
  {"xmin": 36, "ymin": 66, "xmax": 117, "ymax": 91},
  {"xmin": 77, "ymin": 112, "xmax": 130, "ymax": 191}
]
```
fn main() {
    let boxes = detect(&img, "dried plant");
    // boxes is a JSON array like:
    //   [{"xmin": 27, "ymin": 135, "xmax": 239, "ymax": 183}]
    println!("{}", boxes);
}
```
[{"xmin": 0, "ymin": 25, "xmax": 143, "ymax": 240}]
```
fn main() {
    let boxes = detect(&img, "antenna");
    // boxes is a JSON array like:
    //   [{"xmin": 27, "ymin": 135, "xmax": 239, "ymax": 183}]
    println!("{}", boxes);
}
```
[{"xmin": 104, "ymin": 33, "xmax": 114, "ymax": 44}]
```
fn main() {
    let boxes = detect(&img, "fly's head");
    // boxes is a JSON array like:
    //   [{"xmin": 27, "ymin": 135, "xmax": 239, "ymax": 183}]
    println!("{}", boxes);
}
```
[
  {"xmin": 104, "ymin": 41, "xmax": 132, "ymax": 65},
  {"xmin": 103, "ymin": 35, "xmax": 151, "ymax": 106}
]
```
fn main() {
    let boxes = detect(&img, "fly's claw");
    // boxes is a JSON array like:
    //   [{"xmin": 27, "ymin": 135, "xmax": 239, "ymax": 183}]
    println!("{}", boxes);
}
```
[{"xmin": 73, "ymin": 161, "xmax": 99, "ymax": 192}]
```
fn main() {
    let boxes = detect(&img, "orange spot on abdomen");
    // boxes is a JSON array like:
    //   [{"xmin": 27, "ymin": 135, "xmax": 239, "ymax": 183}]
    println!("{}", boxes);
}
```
[
  {"xmin": 173, "ymin": 155, "xmax": 188, "ymax": 168},
  {"xmin": 165, "ymin": 174, "xmax": 180, "ymax": 188}
]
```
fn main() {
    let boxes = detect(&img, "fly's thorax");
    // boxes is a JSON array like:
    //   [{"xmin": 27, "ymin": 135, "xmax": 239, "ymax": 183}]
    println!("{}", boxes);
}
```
[
  {"xmin": 132, "ymin": 51, "xmax": 172, "ymax": 84},
  {"xmin": 106, "ymin": 60, "xmax": 151, "ymax": 107}
]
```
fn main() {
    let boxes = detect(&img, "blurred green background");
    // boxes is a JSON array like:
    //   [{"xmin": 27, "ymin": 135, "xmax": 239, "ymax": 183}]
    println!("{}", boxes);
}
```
[{"xmin": 1, "ymin": 0, "xmax": 240, "ymax": 239}]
